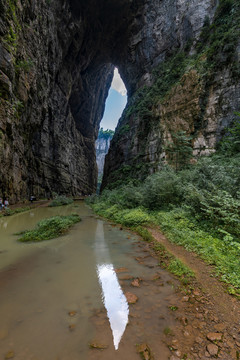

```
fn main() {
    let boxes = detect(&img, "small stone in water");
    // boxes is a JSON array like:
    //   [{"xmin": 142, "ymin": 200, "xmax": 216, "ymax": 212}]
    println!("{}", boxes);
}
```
[
  {"xmin": 5, "ymin": 351, "xmax": 14, "ymax": 359},
  {"xmin": 125, "ymin": 292, "xmax": 138, "ymax": 304},
  {"xmin": 69, "ymin": 324, "xmax": 76, "ymax": 331},
  {"xmin": 68, "ymin": 311, "xmax": 77, "ymax": 317},
  {"xmin": 137, "ymin": 343, "xmax": 153, "ymax": 360},
  {"xmin": 131, "ymin": 278, "xmax": 141, "ymax": 287},
  {"xmin": 89, "ymin": 342, "xmax": 108, "ymax": 350}
]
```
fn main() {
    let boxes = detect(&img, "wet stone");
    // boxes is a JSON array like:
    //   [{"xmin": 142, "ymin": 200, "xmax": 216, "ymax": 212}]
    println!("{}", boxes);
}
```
[
  {"xmin": 206, "ymin": 332, "xmax": 223, "ymax": 342},
  {"xmin": 206, "ymin": 343, "xmax": 219, "ymax": 356},
  {"xmin": 69, "ymin": 324, "xmax": 76, "ymax": 331},
  {"xmin": 89, "ymin": 342, "xmax": 108, "ymax": 350},
  {"xmin": 115, "ymin": 267, "xmax": 128, "ymax": 273},
  {"xmin": 125, "ymin": 292, "xmax": 138, "ymax": 304},
  {"xmin": 214, "ymin": 323, "xmax": 226, "ymax": 332},
  {"xmin": 195, "ymin": 336, "xmax": 204, "ymax": 344},
  {"xmin": 119, "ymin": 275, "xmax": 134, "ymax": 280},
  {"xmin": 131, "ymin": 278, "xmax": 141, "ymax": 287},
  {"xmin": 68, "ymin": 311, "xmax": 77, "ymax": 317},
  {"xmin": 137, "ymin": 343, "xmax": 153, "ymax": 360},
  {"xmin": 5, "ymin": 351, "xmax": 14, "ymax": 359}
]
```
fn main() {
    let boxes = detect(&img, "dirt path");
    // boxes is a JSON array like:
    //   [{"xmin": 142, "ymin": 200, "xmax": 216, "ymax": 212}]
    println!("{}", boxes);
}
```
[{"xmin": 147, "ymin": 227, "xmax": 240, "ymax": 359}]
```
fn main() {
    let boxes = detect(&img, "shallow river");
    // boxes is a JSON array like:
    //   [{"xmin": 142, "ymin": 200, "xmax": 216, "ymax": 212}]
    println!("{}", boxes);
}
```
[{"xmin": 0, "ymin": 202, "xmax": 179, "ymax": 360}]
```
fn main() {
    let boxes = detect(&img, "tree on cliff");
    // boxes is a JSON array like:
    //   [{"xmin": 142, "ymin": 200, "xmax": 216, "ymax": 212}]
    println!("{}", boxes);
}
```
[{"xmin": 165, "ymin": 130, "xmax": 193, "ymax": 172}]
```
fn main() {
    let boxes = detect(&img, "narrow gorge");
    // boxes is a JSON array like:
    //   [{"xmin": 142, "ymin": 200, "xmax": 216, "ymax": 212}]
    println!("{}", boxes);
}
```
[{"xmin": 0, "ymin": 0, "xmax": 239, "ymax": 201}]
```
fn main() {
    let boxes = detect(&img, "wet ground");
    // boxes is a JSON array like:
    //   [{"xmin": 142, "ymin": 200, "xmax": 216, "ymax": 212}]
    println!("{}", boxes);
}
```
[{"xmin": 0, "ymin": 202, "xmax": 239, "ymax": 360}]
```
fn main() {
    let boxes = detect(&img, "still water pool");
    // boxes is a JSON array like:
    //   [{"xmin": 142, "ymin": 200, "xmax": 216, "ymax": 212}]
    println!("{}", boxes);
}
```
[{"xmin": 0, "ymin": 202, "xmax": 178, "ymax": 360}]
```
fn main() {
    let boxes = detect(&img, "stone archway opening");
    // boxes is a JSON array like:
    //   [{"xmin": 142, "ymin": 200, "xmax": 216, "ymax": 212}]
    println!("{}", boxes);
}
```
[{"xmin": 96, "ymin": 68, "xmax": 128, "ymax": 193}]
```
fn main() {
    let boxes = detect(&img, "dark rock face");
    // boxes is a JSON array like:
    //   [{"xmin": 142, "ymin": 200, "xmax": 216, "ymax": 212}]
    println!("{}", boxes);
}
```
[
  {"xmin": 0, "ymin": 0, "xmax": 239, "ymax": 200},
  {"xmin": 96, "ymin": 133, "xmax": 113, "ymax": 176}
]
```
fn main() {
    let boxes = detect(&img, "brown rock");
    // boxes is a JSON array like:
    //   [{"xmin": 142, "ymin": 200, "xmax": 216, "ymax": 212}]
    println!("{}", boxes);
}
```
[
  {"xmin": 206, "ymin": 343, "xmax": 219, "ymax": 356},
  {"xmin": 125, "ymin": 292, "xmax": 138, "ymax": 304},
  {"xmin": 206, "ymin": 332, "xmax": 223, "ymax": 342},
  {"xmin": 69, "ymin": 324, "xmax": 76, "ymax": 331},
  {"xmin": 195, "ymin": 336, "xmax": 204, "ymax": 344},
  {"xmin": 119, "ymin": 275, "xmax": 134, "ymax": 280},
  {"xmin": 115, "ymin": 267, "xmax": 128, "ymax": 273},
  {"xmin": 136, "ymin": 343, "xmax": 153, "ymax": 360},
  {"xmin": 131, "ymin": 278, "xmax": 141, "ymax": 287},
  {"xmin": 68, "ymin": 311, "xmax": 77, "ymax": 317},
  {"xmin": 214, "ymin": 324, "xmax": 226, "ymax": 332},
  {"xmin": 89, "ymin": 342, "xmax": 108, "ymax": 350},
  {"xmin": 5, "ymin": 351, "xmax": 14, "ymax": 359}
]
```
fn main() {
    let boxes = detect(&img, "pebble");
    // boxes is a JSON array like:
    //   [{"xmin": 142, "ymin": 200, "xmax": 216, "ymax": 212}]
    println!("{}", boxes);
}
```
[
  {"xmin": 125, "ymin": 292, "xmax": 138, "ymax": 304},
  {"xmin": 131, "ymin": 278, "xmax": 141, "ymax": 287},
  {"xmin": 214, "ymin": 323, "xmax": 226, "ymax": 332},
  {"xmin": 5, "ymin": 351, "xmax": 14, "ymax": 359},
  {"xmin": 68, "ymin": 311, "xmax": 77, "ymax": 317},
  {"xmin": 206, "ymin": 332, "xmax": 223, "ymax": 342},
  {"xmin": 195, "ymin": 336, "xmax": 204, "ymax": 344},
  {"xmin": 69, "ymin": 324, "xmax": 76, "ymax": 331},
  {"xmin": 206, "ymin": 343, "xmax": 219, "ymax": 356}
]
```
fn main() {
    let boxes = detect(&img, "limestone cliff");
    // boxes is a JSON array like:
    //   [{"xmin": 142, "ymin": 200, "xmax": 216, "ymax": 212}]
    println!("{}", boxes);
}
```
[
  {"xmin": 96, "ymin": 129, "xmax": 113, "ymax": 176},
  {"xmin": 102, "ymin": 0, "xmax": 240, "ymax": 188},
  {"xmin": 0, "ymin": 0, "xmax": 239, "ymax": 200}
]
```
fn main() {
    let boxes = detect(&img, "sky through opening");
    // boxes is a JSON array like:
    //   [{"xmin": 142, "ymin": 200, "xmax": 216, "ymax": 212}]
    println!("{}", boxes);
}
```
[{"xmin": 100, "ymin": 68, "xmax": 127, "ymax": 130}]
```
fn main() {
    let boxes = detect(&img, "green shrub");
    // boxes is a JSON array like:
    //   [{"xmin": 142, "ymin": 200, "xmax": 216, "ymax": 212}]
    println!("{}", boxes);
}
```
[
  {"xmin": 142, "ymin": 169, "xmax": 183, "ymax": 209},
  {"xmin": 167, "ymin": 258, "xmax": 195, "ymax": 280},
  {"xmin": 18, "ymin": 214, "xmax": 81, "ymax": 242},
  {"xmin": 117, "ymin": 208, "xmax": 151, "ymax": 227},
  {"xmin": 49, "ymin": 196, "xmax": 73, "ymax": 207}
]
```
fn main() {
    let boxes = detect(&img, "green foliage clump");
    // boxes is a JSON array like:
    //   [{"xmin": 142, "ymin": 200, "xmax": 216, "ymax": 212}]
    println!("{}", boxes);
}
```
[
  {"xmin": 15, "ymin": 59, "xmax": 33, "ymax": 73},
  {"xmin": 218, "ymin": 112, "xmax": 240, "ymax": 155},
  {"xmin": 155, "ymin": 209, "xmax": 240, "ymax": 290},
  {"xmin": 126, "ymin": 52, "xmax": 188, "ymax": 120},
  {"xmin": 0, "ymin": 207, "xmax": 31, "ymax": 217},
  {"xmin": 167, "ymin": 258, "xmax": 195, "ymax": 280},
  {"xmin": 98, "ymin": 128, "xmax": 114, "ymax": 140},
  {"xmin": 17, "ymin": 214, "xmax": 81, "ymax": 242},
  {"xmin": 48, "ymin": 196, "xmax": 74, "ymax": 207},
  {"xmin": 164, "ymin": 131, "xmax": 193, "ymax": 172},
  {"xmin": 197, "ymin": 0, "xmax": 240, "ymax": 71}
]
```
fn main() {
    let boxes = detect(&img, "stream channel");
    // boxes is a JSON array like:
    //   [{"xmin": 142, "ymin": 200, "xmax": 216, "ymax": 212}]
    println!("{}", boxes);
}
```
[{"xmin": 0, "ymin": 202, "xmax": 180, "ymax": 360}]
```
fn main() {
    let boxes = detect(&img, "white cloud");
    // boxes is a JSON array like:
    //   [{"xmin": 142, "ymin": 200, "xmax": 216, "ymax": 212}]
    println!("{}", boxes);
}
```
[{"xmin": 111, "ymin": 68, "xmax": 127, "ymax": 96}]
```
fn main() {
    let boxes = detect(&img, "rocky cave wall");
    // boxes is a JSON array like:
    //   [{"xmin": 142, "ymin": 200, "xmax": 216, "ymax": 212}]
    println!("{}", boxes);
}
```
[
  {"xmin": 102, "ymin": 0, "xmax": 240, "ymax": 188},
  {"xmin": 0, "ymin": 0, "xmax": 240, "ymax": 201}
]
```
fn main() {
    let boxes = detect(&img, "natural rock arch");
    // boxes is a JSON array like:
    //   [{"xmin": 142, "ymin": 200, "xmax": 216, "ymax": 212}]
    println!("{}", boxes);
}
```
[{"xmin": 0, "ymin": 0, "xmax": 239, "ymax": 201}]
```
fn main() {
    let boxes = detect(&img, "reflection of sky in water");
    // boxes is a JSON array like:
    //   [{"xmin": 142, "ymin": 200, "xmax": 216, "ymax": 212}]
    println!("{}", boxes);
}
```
[{"xmin": 97, "ymin": 264, "xmax": 129, "ymax": 350}]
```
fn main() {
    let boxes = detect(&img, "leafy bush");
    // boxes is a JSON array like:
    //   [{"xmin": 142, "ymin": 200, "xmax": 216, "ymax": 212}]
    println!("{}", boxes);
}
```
[
  {"xmin": 218, "ymin": 113, "xmax": 240, "ymax": 155},
  {"xmin": 49, "ymin": 196, "xmax": 73, "ymax": 207},
  {"xmin": 18, "ymin": 214, "xmax": 81, "ymax": 242},
  {"xmin": 141, "ymin": 169, "xmax": 183, "ymax": 209},
  {"xmin": 116, "ymin": 208, "xmax": 151, "ymax": 227}
]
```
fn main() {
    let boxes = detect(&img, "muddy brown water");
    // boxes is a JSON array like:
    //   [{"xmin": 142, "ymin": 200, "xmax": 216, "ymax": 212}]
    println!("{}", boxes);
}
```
[{"xmin": 0, "ymin": 202, "xmax": 180, "ymax": 360}]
